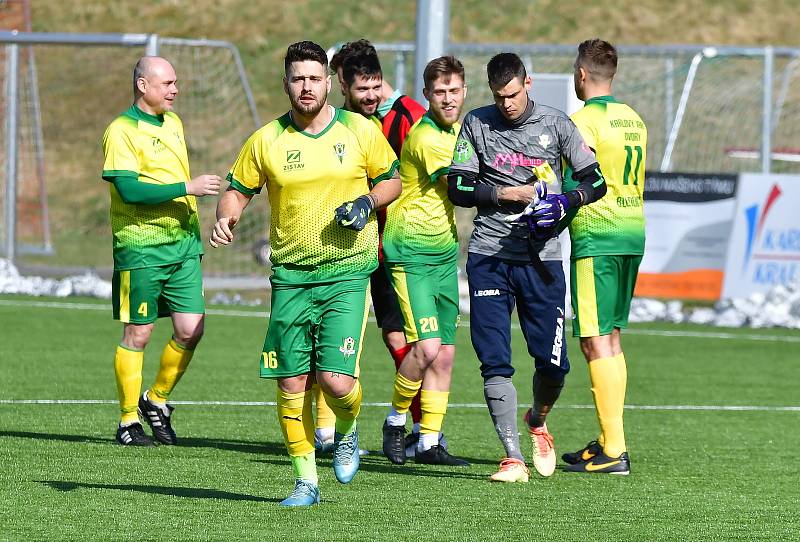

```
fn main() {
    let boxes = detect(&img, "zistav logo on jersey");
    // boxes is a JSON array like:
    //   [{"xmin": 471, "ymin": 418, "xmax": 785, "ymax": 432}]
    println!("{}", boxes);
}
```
[
  {"xmin": 284, "ymin": 149, "xmax": 304, "ymax": 171},
  {"xmin": 151, "ymin": 137, "xmax": 166, "ymax": 154}
]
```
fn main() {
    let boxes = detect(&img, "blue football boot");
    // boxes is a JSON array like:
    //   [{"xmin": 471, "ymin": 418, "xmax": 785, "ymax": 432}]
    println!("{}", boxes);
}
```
[
  {"xmin": 279, "ymin": 479, "xmax": 320, "ymax": 507},
  {"xmin": 332, "ymin": 424, "xmax": 360, "ymax": 483}
]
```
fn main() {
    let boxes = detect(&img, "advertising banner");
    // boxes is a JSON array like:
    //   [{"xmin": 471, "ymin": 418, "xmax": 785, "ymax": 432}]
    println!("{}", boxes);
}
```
[
  {"xmin": 721, "ymin": 174, "xmax": 800, "ymax": 298},
  {"xmin": 635, "ymin": 172, "xmax": 738, "ymax": 300}
]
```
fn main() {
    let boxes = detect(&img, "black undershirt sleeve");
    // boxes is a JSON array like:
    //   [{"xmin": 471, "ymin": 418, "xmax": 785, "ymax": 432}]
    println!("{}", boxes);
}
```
[
  {"xmin": 562, "ymin": 162, "xmax": 607, "ymax": 208},
  {"xmin": 447, "ymin": 169, "xmax": 498, "ymax": 208}
]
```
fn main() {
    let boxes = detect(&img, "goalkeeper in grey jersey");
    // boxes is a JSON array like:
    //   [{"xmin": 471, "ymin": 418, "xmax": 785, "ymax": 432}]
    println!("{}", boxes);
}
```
[{"xmin": 446, "ymin": 52, "xmax": 606, "ymax": 482}]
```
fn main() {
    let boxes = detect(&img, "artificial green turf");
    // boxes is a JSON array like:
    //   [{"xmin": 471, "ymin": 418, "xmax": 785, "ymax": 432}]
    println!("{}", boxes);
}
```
[{"xmin": 1, "ymin": 296, "xmax": 798, "ymax": 541}]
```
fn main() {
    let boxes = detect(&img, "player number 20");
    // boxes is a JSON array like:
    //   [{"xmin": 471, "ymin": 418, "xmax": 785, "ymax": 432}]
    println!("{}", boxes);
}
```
[
  {"xmin": 419, "ymin": 316, "xmax": 439, "ymax": 333},
  {"xmin": 262, "ymin": 351, "xmax": 278, "ymax": 369}
]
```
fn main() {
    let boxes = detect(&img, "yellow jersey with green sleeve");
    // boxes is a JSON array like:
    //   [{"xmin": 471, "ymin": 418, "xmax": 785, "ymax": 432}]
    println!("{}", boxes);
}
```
[
  {"xmin": 562, "ymin": 95, "xmax": 647, "ymax": 258},
  {"xmin": 101, "ymin": 105, "xmax": 202, "ymax": 270},
  {"xmin": 227, "ymin": 107, "xmax": 399, "ymax": 287},
  {"xmin": 383, "ymin": 113, "xmax": 459, "ymax": 265}
]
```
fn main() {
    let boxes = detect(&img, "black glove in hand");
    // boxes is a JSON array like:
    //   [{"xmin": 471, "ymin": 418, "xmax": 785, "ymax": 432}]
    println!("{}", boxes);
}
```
[{"xmin": 334, "ymin": 194, "xmax": 374, "ymax": 231}]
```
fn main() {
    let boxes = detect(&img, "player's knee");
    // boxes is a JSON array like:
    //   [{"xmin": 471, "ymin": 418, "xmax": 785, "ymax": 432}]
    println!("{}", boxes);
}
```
[
  {"xmin": 579, "ymin": 339, "xmax": 595, "ymax": 360},
  {"xmin": 174, "ymin": 318, "xmax": 204, "ymax": 349},
  {"xmin": 415, "ymin": 340, "xmax": 441, "ymax": 367},
  {"xmin": 382, "ymin": 329, "xmax": 406, "ymax": 351},
  {"xmin": 431, "ymin": 354, "xmax": 453, "ymax": 376},
  {"xmin": 580, "ymin": 336, "xmax": 613, "ymax": 361},
  {"xmin": 546, "ymin": 362, "xmax": 570, "ymax": 382},
  {"xmin": 122, "ymin": 323, "xmax": 154, "ymax": 350},
  {"xmin": 479, "ymin": 360, "xmax": 514, "ymax": 381},
  {"xmin": 318, "ymin": 373, "xmax": 356, "ymax": 398}
]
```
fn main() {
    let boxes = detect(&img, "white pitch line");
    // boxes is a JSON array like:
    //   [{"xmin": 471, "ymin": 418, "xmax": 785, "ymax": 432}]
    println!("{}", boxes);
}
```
[
  {"xmin": 2, "ymin": 298, "xmax": 800, "ymax": 343},
  {"xmin": 0, "ymin": 399, "xmax": 798, "ymax": 412},
  {"xmin": 623, "ymin": 328, "xmax": 800, "ymax": 342}
]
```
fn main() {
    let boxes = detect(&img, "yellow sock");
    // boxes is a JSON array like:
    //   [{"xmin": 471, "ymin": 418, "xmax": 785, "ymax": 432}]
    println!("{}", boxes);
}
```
[
  {"xmin": 313, "ymin": 383, "xmax": 336, "ymax": 431},
  {"xmin": 617, "ymin": 352, "xmax": 628, "ymax": 401},
  {"xmin": 323, "ymin": 381, "xmax": 362, "ymax": 435},
  {"xmin": 114, "ymin": 345, "xmax": 143, "ymax": 425},
  {"xmin": 151, "ymin": 339, "xmax": 194, "ymax": 403},
  {"xmin": 392, "ymin": 373, "xmax": 423, "ymax": 414},
  {"xmin": 589, "ymin": 356, "xmax": 626, "ymax": 457},
  {"xmin": 277, "ymin": 388, "xmax": 315, "ymax": 457},
  {"xmin": 419, "ymin": 389, "xmax": 449, "ymax": 434}
]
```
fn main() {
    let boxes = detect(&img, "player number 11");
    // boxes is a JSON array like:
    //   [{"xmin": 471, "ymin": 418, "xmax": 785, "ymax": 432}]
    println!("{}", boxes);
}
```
[{"xmin": 623, "ymin": 145, "xmax": 643, "ymax": 185}]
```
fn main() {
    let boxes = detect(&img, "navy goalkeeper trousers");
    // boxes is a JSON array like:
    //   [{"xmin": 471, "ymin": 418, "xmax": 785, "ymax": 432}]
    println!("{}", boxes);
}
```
[{"xmin": 466, "ymin": 252, "xmax": 570, "ymax": 382}]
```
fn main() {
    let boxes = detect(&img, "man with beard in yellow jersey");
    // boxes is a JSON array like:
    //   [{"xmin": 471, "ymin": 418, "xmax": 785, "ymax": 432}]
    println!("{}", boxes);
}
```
[
  {"xmin": 560, "ymin": 39, "xmax": 648, "ymax": 475},
  {"xmin": 210, "ymin": 41, "xmax": 400, "ymax": 506},
  {"xmin": 322, "ymin": 41, "xmax": 431, "ymax": 458},
  {"xmin": 380, "ymin": 56, "xmax": 469, "ymax": 467},
  {"xmin": 102, "ymin": 56, "xmax": 221, "ymax": 447}
]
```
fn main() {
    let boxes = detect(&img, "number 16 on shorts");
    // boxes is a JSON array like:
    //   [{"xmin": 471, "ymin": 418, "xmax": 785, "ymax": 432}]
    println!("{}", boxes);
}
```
[{"xmin": 262, "ymin": 351, "xmax": 278, "ymax": 369}]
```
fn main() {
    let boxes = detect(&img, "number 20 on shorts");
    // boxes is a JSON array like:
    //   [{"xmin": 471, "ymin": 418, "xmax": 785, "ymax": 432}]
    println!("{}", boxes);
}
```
[
  {"xmin": 262, "ymin": 351, "xmax": 278, "ymax": 369},
  {"xmin": 419, "ymin": 316, "xmax": 438, "ymax": 333}
]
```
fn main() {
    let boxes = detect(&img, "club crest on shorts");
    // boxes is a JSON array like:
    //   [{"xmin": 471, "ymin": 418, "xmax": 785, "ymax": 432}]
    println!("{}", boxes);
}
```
[{"xmin": 339, "ymin": 336, "xmax": 356, "ymax": 358}]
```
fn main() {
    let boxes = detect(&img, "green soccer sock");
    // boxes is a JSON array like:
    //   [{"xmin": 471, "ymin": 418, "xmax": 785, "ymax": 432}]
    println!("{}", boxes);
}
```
[{"xmin": 290, "ymin": 452, "xmax": 318, "ymax": 484}]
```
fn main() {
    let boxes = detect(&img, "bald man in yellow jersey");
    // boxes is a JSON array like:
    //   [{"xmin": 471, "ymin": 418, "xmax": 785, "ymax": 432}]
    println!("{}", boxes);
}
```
[
  {"xmin": 560, "ymin": 39, "xmax": 648, "ymax": 475},
  {"xmin": 380, "ymin": 56, "xmax": 470, "ymax": 467},
  {"xmin": 210, "ymin": 41, "xmax": 400, "ymax": 506},
  {"xmin": 102, "ymin": 56, "xmax": 221, "ymax": 447}
]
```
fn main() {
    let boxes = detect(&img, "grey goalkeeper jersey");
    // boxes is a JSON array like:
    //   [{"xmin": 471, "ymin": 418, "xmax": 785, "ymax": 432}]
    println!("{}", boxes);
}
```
[{"xmin": 450, "ymin": 101, "xmax": 597, "ymax": 262}]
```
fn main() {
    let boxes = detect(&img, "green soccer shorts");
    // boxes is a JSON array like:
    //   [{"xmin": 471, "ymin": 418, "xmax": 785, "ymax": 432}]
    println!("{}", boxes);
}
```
[
  {"xmin": 387, "ymin": 261, "xmax": 459, "ymax": 345},
  {"xmin": 570, "ymin": 254, "xmax": 642, "ymax": 338},
  {"xmin": 112, "ymin": 256, "xmax": 204, "ymax": 324},
  {"xmin": 260, "ymin": 277, "xmax": 371, "ymax": 379}
]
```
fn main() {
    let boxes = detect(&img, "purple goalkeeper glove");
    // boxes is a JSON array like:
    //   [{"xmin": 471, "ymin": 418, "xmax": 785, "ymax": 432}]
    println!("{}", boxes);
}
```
[
  {"xmin": 507, "ymin": 181, "xmax": 556, "ymax": 241},
  {"xmin": 531, "ymin": 193, "xmax": 570, "ymax": 229}
]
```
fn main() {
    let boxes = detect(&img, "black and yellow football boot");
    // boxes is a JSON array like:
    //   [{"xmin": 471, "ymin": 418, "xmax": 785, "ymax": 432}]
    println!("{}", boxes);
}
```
[
  {"xmin": 562, "ymin": 440, "xmax": 602, "ymax": 465},
  {"xmin": 563, "ymin": 451, "xmax": 630, "ymax": 475}
]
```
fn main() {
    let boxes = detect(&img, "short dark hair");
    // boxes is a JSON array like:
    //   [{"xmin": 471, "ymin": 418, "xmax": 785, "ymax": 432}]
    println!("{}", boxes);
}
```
[
  {"xmin": 576, "ymin": 39, "xmax": 617, "ymax": 81},
  {"xmin": 330, "ymin": 39, "xmax": 377, "ymax": 73},
  {"xmin": 423, "ymin": 55, "xmax": 465, "ymax": 90},
  {"xmin": 284, "ymin": 40, "xmax": 328, "ymax": 76},
  {"xmin": 486, "ymin": 53, "xmax": 526, "ymax": 88},
  {"xmin": 341, "ymin": 50, "xmax": 382, "ymax": 86}
]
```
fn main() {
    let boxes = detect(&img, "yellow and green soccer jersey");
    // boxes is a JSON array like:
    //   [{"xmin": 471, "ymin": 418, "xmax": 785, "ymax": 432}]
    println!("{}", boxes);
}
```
[
  {"xmin": 101, "ymin": 105, "xmax": 202, "ymax": 270},
  {"xmin": 383, "ymin": 113, "xmax": 459, "ymax": 264},
  {"xmin": 563, "ymin": 95, "xmax": 647, "ymax": 258},
  {"xmin": 228, "ymin": 107, "xmax": 399, "ymax": 286}
]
